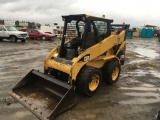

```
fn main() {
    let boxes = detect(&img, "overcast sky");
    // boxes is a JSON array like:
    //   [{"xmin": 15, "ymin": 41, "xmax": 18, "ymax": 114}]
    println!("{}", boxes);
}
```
[{"xmin": 0, "ymin": 0, "xmax": 160, "ymax": 27}]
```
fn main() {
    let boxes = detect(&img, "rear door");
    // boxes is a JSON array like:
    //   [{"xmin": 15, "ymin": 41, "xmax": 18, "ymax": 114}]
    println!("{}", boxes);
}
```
[
  {"xmin": 31, "ymin": 30, "xmax": 41, "ymax": 38},
  {"xmin": 28, "ymin": 30, "xmax": 38, "ymax": 38}
]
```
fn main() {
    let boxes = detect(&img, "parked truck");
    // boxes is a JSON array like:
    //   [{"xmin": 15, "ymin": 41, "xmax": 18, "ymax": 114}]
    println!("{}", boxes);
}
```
[{"xmin": 0, "ymin": 25, "xmax": 28, "ymax": 42}]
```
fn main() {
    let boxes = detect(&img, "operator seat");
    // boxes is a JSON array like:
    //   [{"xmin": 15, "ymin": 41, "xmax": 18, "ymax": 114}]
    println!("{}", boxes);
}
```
[
  {"xmin": 65, "ymin": 42, "xmax": 76, "ymax": 60},
  {"xmin": 65, "ymin": 49, "xmax": 75, "ymax": 60}
]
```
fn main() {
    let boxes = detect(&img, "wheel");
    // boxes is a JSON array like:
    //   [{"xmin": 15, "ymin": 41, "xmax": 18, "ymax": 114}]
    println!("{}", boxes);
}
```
[
  {"xmin": 10, "ymin": 36, "xmax": 17, "ymax": 43},
  {"xmin": 41, "ymin": 36, "xmax": 46, "ymax": 40},
  {"xmin": 103, "ymin": 60, "xmax": 121, "ymax": 85},
  {"xmin": 76, "ymin": 66, "xmax": 102, "ymax": 96},
  {"xmin": 21, "ymin": 39, "xmax": 26, "ymax": 42},
  {"xmin": 0, "ymin": 38, "xmax": 3, "ymax": 42}
]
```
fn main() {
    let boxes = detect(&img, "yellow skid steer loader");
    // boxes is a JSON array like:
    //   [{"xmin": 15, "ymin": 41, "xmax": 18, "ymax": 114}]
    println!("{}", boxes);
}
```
[{"xmin": 10, "ymin": 14, "xmax": 129, "ymax": 120}]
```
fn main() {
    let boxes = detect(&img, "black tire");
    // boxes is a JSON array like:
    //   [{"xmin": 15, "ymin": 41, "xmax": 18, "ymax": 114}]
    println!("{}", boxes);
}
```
[
  {"xmin": 103, "ymin": 60, "xmax": 121, "ymax": 85},
  {"xmin": 21, "ymin": 39, "xmax": 26, "ymax": 42},
  {"xmin": 76, "ymin": 66, "xmax": 102, "ymax": 97},
  {"xmin": 41, "ymin": 36, "xmax": 46, "ymax": 40},
  {"xmin": 0, "ymin": 38, "xmax": 3, "ymax": 42},
  {"xmin": 10, "ymin": 36, "xmax": 17, "ymax": 43}
]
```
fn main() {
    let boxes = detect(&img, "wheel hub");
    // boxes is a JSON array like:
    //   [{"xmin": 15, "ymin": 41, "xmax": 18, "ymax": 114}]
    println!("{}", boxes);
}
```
[
  {"xmin": 89, "ymin": 74, "xmax": 100, "ymax": 91},
  {"xmin": 112, "ymin": 66, "xmax": 119, "ymax": 81}
]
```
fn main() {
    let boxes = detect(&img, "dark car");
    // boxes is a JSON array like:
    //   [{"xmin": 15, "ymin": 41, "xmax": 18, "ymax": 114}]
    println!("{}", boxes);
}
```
[{"xmin": 27, "ymin": 29, "xmax": 55, "ymax": 40}]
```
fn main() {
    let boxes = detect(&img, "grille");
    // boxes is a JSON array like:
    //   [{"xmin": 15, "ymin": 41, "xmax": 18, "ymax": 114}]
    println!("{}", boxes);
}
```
[{"xmin": 20, "ymin": 34, "xmax": 27, "ymax": 37}]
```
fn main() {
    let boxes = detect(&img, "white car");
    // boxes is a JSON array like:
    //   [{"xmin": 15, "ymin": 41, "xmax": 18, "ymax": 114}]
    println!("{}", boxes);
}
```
[{"xmin": 0, "ymin": 25, "xmax": 29, "ymax": 42}]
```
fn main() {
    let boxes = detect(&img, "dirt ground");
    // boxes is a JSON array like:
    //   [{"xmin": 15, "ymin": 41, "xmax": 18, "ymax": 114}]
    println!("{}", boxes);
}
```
[{"xmin": 0, "ymin": 37, "xmax": 160, "ymax": 120}]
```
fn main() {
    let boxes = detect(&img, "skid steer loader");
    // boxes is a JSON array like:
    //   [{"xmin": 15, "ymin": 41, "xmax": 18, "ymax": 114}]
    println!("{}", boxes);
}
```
[{"xmin": 10, "ymin": 14, "xmax": 129, "ymax": 120}]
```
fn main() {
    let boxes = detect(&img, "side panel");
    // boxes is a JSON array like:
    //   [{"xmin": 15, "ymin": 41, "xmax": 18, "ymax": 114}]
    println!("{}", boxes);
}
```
[
  {"xmin": 71, "ymin": 31, "xmax": 126, "ymax": 80},
  {"xmin": 44, "ymin": 47, "xmax": 72, "ymax": 74},
  {"xmin": 86, "ymin": 60, "xmax": 106, "ymax": 68}
]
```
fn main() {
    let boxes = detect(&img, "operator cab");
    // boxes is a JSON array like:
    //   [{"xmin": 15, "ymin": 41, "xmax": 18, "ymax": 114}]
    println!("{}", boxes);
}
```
[{"xmin": 59, "ymin": 14, "xmax": 113, "ymax": 60}]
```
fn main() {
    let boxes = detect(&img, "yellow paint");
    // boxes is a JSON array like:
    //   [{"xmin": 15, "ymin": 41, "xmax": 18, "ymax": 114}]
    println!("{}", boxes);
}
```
[{"xmin": 44, "ymin": 21, "xmax": 126, "ymax": 83}]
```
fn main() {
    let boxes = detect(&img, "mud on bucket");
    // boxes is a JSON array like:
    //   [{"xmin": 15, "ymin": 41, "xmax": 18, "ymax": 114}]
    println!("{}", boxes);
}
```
[{"xmin": 10, "ymin": 69, "xmax": 77, "ymax": 120}]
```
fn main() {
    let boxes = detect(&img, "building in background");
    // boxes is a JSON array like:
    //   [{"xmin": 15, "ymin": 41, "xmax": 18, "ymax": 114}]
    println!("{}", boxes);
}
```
[
  {"xmin": 4, "ymin": 20, "xmax": 15, "ymax": 26},
  {"xmin": 40, "ymin": 23, "xmax": 63, "ymax": 36}
]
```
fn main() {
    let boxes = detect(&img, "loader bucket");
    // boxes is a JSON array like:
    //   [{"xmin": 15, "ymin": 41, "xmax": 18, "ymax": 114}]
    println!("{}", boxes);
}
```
[{"xmin": 10, "ymin": 69, "xmax": 77, "ymax": 120}]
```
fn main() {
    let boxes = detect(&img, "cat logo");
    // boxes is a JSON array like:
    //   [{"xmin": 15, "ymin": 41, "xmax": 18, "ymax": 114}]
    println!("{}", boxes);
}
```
[{"xmin": 84, "ymin": 55, "xmax": 90, "ymax": 61}]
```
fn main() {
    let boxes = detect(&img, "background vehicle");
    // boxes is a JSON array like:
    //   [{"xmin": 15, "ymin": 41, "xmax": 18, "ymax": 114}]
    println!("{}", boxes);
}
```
[
  {"xmin": 27, "ymin": 29, "xmax": 55, "ymax": 40},
  {"xmin": 0, "ymin": 25, "xmax": 28, "ymax": 42},
  {"xmin": 10, "ymin": 14, "xmax": 129, "ymax": 120}
]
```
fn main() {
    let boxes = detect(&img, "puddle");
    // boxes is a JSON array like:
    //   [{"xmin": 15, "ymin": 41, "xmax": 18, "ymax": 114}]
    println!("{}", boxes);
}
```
[
  {"xmin": 150, "ymin": 71, "xmax": 160, "ymax": 78},
  {"xmin": 125, "ymin": 70, "xmax": 147, "ymax": 77},
  {"xmin": 142, "ymin": 83, "xmax": 155, "ymax": 87},
  {"xmin": 128, "ymin": 59, "xmax": 148, "ymax": 64},
  {"xmin": 120, "ymin": 87, "xmax": 160, "ymax": 91},
  {"xmin": 127, "ymin": 60, "xmax": 148, "ymax": 64},
  {"xmin": 136, "ymin": 55, "xmax": 146, "ymax": 58},
  {"xmin": 133, "ymin": 48, "xmax": 159, "ymax": 59},
  {"xmin": 120, "ymin": 97, "xmax": 160, "ymax": 104},
  {"xmin": 125, "ymin": 70, "xmax": 160, "ymax": 78},
  {"xmin": 119, "ymin": 87, "xmax": 160, "ymax": 104},
  {"xmin": 124, "ymin": 92, "xmax": 159, "ymax": 97}
]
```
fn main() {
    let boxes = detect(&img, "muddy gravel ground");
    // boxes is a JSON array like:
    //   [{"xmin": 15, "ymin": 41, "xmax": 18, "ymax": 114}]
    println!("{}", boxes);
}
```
[{"xmin": 0, "ymin": 37, "xmax": 160, "ymax": 120}]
